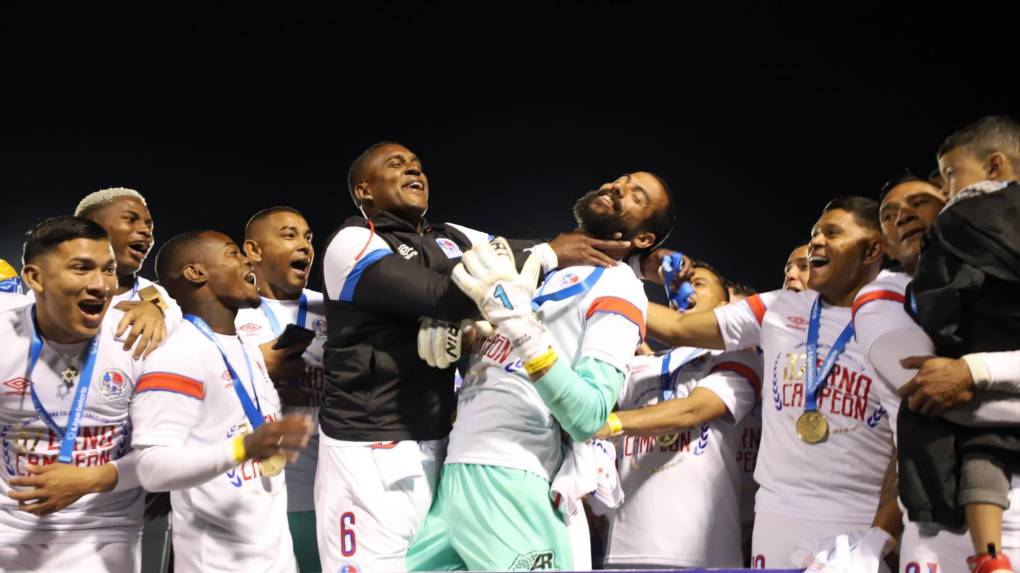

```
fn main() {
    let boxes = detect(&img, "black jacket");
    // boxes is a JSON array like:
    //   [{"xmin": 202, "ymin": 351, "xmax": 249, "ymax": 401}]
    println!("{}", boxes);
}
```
[{"xmin": 319, "ymin": 210, "xmax": 536, "ymax": 442}]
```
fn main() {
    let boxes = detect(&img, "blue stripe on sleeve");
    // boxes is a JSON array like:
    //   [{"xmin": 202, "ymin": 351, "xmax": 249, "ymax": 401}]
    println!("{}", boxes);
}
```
[{"xmin": 339, "ymin": 249, "xmax": 392, "ymax": 302}]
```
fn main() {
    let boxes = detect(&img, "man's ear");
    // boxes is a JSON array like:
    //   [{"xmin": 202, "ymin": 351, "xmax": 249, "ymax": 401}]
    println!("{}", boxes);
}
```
[
  {"xmin": 21, "ymin": 264, "xmax": 43, "ymax": 294},
  {"xmin": 243, "ymin": 239, "xmax": 262, "ymax": 263},
  {"xmin": 632, "ymin": 230, "xmax": 657, "ymax": 251},
  {"xmin": 986, "ymin": 152, "xmax": 1012, "ymax": 182},
  {"xmin": 863, "ymin": 235, "xmax": 885, "ymax": 265},
  {"xmin": 182, "ymin": 263, "xmax": 208, "ymax": 285},
  {"xmin": 354, "ymin": 182, "xmax": 372, "ymax": 209}
]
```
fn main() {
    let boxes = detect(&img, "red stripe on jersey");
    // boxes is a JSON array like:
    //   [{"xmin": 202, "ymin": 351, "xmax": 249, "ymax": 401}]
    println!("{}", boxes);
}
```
[
  {"xmin": 135, "ymin": 373, "xmax": 205, "ymax": 400},
  {"xmin": 354, "ymin": 220, "xmax": 377, "ymax": 261},
  {"xmin": 585, "ymin": 296, "xmax": 646, "ymax": 340},
  {"xmin": 851, "ymin": 290, "xmax": 905, "ymax": 321},
  {"xmin": 710, "ymin": 361, "xmax": 762, "ymax": 402},
  {"xmin": 746, "ymin": 294, "xmax": 767, "ymax": 325},
  {"xmin": 370, "ymin": 441, "xmax": 398, "ymax": 449}
]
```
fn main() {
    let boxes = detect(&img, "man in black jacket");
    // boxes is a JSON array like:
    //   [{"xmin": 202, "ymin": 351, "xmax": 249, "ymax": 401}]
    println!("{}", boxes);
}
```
[{"xmin": 314, "ymin": 141, "xmax": 633, "ymax": 572}]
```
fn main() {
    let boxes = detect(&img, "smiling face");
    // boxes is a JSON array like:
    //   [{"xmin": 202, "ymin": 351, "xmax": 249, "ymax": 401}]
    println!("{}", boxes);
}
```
[
  {"xmin": 353, "ymin": 144, "xmax": 429, "ymax": 221},
  {"xmin": 84, "ymin": 197, "xmax": 154, "ymax": 276},
  {"xmin": 879, "ymin": 180, "xmax": 945, "ymax": 273},
  {"xmin": 684, "ymin": 266, "xmax": 729, "ymax": 313},
  {"xmin": 806, "ymin": 208, "xmax": 883, "ymax": 304},
  {"xmin": 244, "ymin": 210, "xmax": 314, "ymax": 299},
  {"xmin": 24, "ymin": 238, "xmax": 117, "ymax": 343},
  {"xmin": 192, "ymin": 231, "xmax": 261, "ymax": 310},
  {"xmin": 573, "ymin": 171, "xmax": 670, "ymax": 250}
]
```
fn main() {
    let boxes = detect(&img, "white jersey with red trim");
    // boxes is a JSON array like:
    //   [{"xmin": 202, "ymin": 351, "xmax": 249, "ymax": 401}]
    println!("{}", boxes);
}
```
[
  {"xmin": 236, "ymin": 289, "xmax": 326, "ymax": 513},
  {"xmin": 714, "ymin": 289, "xmax": 897, "ymax": 523},
  {"xmin": 130, "ymin": 320, "xmax": 292, "ymax": 570},
  {"xmin": 605, "ymin": 346, "xmax": 762, "ymax": 568},
  {"xmin": 446, "ymin": 263, "xmax": 647, "ymax": 480},
  {"xmin": 0, "ymin": 303, "xmax": 143, "ymax": 544}
]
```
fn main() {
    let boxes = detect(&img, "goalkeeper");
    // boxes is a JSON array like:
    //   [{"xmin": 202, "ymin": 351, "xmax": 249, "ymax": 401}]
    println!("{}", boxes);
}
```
[{"xmin": 407, "ymin": 172, "xmax": 675, "ymax": 571}]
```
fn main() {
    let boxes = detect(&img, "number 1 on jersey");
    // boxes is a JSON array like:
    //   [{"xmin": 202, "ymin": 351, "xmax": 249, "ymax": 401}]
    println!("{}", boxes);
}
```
[{"xmin": 493, "ymin": 285, "xmax": 513, "ymax": 310}]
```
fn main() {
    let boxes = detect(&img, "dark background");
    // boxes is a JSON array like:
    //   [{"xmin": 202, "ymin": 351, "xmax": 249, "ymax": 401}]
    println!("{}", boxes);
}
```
[{"xmin": 2, "ymin": 3, "xmax": 1018, "ymax": 296}]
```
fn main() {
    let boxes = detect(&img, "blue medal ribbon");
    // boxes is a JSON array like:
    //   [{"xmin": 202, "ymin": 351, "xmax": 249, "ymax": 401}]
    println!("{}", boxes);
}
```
[
  {"xmin": 660, "ymin": 347, "xmax": 705, "ymax": 401},
  {"xmin": 532, "ymin": 267, "xmax": 605, "ymax": 310},
  {"xmin": 260, "ymin": 292, "xmax": 308, "ymax": 336},
  {"xmin": 804, "ymin": 296, "xmax": 855, "ymax": 413},
  {"xmin": 183, "ymin": 314, "xmax": 265, "ymax": 429},
  {"xmin": 26, "ymin": 306, "xmax": 100, "ymax": 464}
]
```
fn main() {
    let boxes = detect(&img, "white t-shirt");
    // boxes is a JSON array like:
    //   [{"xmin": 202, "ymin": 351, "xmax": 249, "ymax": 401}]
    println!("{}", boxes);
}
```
[
  {"xmin": 0, "ymin": 303, "xmax": 143, "ymax": 544},
  {"xmin": 236, "ymin": 289, "xmax": 325, "ymax": 513},
  {"xmin": 605, "ymin": 347, "xmax": 761, "ymax": 568},
  {"xmin": 446, "ymin": 263, "xmax": 647, "ymax": 480},
  {"xmin": 714, "ymin": 289, "xmax": 897, "ymax": 523},
  {"xmin": 131, "ymin": 320, "xmax": 291, "ymax": 569}
]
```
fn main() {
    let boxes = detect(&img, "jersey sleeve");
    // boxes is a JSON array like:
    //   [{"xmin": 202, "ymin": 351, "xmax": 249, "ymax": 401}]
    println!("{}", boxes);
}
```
[
  {"xmin": 695, "ymin": 350, "xmax": 763, "ymax": 425},
  {"xmin": 577, "ymin": 268, "xmax": 648, "ymax": 374},
  {"xmin": 713, "ymin": 290, "xmax": 780, "ymax": 351},
  {"xmin": 130, "ymin": 333, "xmax": 207, "ymax": 447},
  {"xmin": 322, "ymin": 225, "xmax": 478, "ymax": 321},
  {"xmin": 852, "ymin": 273, "xmax": 914, "ymax": 356}
]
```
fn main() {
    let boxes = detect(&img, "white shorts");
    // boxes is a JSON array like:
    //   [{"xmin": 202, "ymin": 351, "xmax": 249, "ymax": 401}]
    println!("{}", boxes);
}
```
[
  {"xmin": 314, "ymin": 433, "xmax": 446, "ymax": 573},
  {"xmin": 750, "ymin": 508, "xmax": 871, "ymax": 569},
  {"xmin": 0, "ymin": 540, "xmax": 140, "ymax": 573}
]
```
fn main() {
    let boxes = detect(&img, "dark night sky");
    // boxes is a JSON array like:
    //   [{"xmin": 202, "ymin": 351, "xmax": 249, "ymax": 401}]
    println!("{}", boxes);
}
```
[{"xmin": 2, "ymin": 3, "xmax": 1018, "ymax": 298}]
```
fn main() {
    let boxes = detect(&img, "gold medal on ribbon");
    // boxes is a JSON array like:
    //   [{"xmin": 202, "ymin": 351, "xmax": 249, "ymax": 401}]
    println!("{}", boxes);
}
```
[
  {"xmin": 655, "ymin": 433, "xmax": 679, "ymax": 446},
  {"xmin": 796, "ymin": 410, "xmax": 829, "ymax": 444},
  {"xmin": 260, "ymin": 453, "xmax": 286, "ymax": 477}
]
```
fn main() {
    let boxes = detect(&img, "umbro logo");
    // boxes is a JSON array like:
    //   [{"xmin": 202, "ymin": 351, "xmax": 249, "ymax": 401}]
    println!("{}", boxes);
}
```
[
  {"xmin": 3, "ymin": 377, "xmax": 30, "ymax": 397},
  {"xmin": 238, "ymin": 323, "xmax": 261, "ymax": 333},
  {"xmin": 786, "ymin": 315, "xmax": 809, "ymax": 332}
]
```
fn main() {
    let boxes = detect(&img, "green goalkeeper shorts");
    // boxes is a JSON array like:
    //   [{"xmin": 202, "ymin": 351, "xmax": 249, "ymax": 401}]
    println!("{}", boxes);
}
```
[
  {"xmin": 406, "ymin": 463, "xmax": 572, "ymax": 571},
  {"xmin": 288, "ymin": 511, "xmax": 321, "ymax": 572}
]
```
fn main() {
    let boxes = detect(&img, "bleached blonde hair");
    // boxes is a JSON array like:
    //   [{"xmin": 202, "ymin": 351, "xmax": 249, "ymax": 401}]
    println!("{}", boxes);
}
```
[{"xmin": 74, "ymin": 187, "xmax": 147, "ymax": 217}]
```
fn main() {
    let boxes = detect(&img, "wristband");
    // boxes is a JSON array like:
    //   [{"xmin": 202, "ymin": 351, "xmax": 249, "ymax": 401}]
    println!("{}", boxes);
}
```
[
  {"xmin": 607, "ymin": 413, "xmax": 624, "ymax": 437},
  {"xmin": 523, "ymin": 347, "xmax": 558, "ymax": 377},
  {"xmin": 231, "ymin": 435, "xmax": 247, "ymax": 463},
  {"xmin": 139, "ymin": 285, "xmax": 168, "ymax": 315}
]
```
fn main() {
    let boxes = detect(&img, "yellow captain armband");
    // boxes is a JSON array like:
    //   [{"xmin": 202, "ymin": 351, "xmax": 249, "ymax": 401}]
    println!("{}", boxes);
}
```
[
  {"xmin": 523, "ymin": 347, "xmax": 559, "ymax": 378},
  {"xmin": 607, "ymin": 413, "xmax": 624, "ymax": 437},
  {"xmin": 231, "ymin": 435, "xmax": 247, "ymax": 464}
]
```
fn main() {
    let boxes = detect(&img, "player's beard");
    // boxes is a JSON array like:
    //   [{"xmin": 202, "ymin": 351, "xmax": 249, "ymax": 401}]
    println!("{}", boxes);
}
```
[{"xmin": 573, "ymin": 189, "xmax": 629, "ymax": 240}]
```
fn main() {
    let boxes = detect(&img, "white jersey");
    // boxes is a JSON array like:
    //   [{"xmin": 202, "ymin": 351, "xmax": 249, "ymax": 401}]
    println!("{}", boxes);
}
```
[
  {"xmin": 0, "ymin": 303, "xmax": 143, "ymax": 544},
  {"xmin": 715, "ymin": 289, "xmax": 897, "ymax": 523},
  {"xmin": 236, "ymin": 289, "xmax": 325, "ymax": 513},
  {"xmin": 446, "ymin": 263, "xmax": 647, "ymax": 480},
  {"xmin": 605, "ymin": 347, "xmax": 762, "ymax": 568},
  {"xmin": 131, "ymin": 320, "xmax": 293, "ymax": 572},
  {"xmin": 0, "ymin": 293, "xmax": 29, "ymax": 312}
]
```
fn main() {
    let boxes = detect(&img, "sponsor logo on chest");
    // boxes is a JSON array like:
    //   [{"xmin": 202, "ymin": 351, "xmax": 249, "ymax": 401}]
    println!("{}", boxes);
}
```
[{"xmin": 435, "ymin": 237, "xmax": 463, "ymax": 259}]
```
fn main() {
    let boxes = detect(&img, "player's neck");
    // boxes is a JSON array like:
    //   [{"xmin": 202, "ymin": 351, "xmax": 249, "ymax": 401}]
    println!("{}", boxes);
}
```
[
  {"xmin": 821, "ymin": 267, "xmax": 882, "ymax": 308},
  {"xmin": 114, "ymin": 272, "xmax": 138, "ymax": 296},
  {"xmin": 255, "ymin": 271, "xmax": 301, "ymax": 301},
  {"xmin": 184, "ymin": 299, "xmax": 238, "ymax": 335}
]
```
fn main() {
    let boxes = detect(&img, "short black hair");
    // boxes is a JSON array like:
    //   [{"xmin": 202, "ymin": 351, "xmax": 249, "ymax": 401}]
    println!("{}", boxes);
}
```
[
  {"xmin": 878, "ymin": 170, "xmax": 928, "ymax": 202},
  {"xmin": 244, "ymin": 206, "xmax": 304, "ymax": 239},
  {"xmin": 639, "ymin": 172, "xmax": 676, "ymax": 252},
  {"xmin": 347, "ymin": 141, "xmax": 402, "ymax": 207},
  {"xmin": 822, "ymin": 196, "xmax": 881, "ymax": 233},
  {"xmin": 691, "ymin": 259, "xmax": 731, "ymax": 303},
  {"xmin": 728, "ymin": 281, "xmax": 757, "ymax": 298},
  {"xmin": 155, "ymin": 230, "xmax": 208, "ymax": 285},
  {"xmin": 22, "ymin": 216, "xmax": 109, "ymax": 265},
  {"xmin": 937, "ymin": 115, "xmax": 1020, "ymax": 172}
]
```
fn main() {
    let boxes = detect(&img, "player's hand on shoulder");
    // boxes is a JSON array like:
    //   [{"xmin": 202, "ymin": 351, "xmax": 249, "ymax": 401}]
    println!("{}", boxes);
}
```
[
  {"xmin": 8, "ymin": 462, "xmax": 118, "ymax": 516},
  {"xmin": 244, "ymin": 414, "xmax": 313, "ymax": 463},
  {"xmin": 114, "ymin": 300, "xmax": 168, "ymax": 360},
  {"xmin": 548, "ymin": 230, "xmax": 629, "ymax": 268},
  {"xmin": 259, "ymin": 338, "xmax": 310, "ymax": 383},
  {"xmin": 898, "ymin": 355, "xmax": 976, "ymax": 416}
]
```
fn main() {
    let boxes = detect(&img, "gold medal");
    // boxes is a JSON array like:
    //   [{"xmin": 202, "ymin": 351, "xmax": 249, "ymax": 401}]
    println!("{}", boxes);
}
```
[
  {"xmin": 260, "ymin": 453, "xmax": 286, "ymax": 477},
  {"xmin": 796, "ymin": 410, "xmax": 829, "ymax": 444},
  {"xmin": 655, "ymin": 433, "xmax": 679, "ymax": 446}
]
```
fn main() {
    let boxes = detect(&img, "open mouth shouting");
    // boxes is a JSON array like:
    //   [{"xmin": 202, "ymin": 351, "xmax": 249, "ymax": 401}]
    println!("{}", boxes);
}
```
[
  {"xmin": 126, "ymin": 240, "xmax": 152, "ymax": 263},
  {"xmin": 402, "ymin": 179, "xmax": 426, "ymax": 195},
  {"xmin": 243, "ymin": 269, "xmax": 257, "ymax": 286},
  {"xmin": 289, "ymin": 257, "xmax": 311, "ymax": 280},
  {"xmin": 77, "ymin": 298, "xmax": 106, "ymax": 327},
  {"xmin": 808, "ymin": 254, "xmax": 830, "ymax": 270}
]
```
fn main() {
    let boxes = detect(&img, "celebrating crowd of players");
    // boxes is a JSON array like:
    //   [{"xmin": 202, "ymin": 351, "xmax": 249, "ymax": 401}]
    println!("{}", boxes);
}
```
[{"xmin": 0, "ymin": 115, "xmax": 1018, "ymax": 573}]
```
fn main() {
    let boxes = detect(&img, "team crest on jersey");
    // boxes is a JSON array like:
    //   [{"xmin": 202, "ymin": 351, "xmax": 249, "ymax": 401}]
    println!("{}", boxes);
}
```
[
  {"xmin": 509, "ymin": 550, "xmax": 555, "ymax": 570},
  {"xmin": 337, "ymin": 560, "xmax": 362, "ymax": 573},
  {"xmin": 97, "ymin": 369, "xmax": 130, "ymax": 402},
  {"xmin": 238, "ymin": 322, "xmax": 262, "ymax": 334},
  {"xmin": 2, "ymin": 377, "xmax": 30, "ymax": 398},
  {"xmin": 435, "ymin": 237, "xmax": 463, "ymax": 259},
  {"xmin": 547, "ymin": 272, "xmax": 581, "ymax": 292}
]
